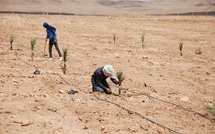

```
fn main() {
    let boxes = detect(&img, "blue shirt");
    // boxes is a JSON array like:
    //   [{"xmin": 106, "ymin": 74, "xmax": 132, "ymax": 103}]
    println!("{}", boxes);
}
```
[{"xmin": 43, "ymin": 22, "xmax": 57, "ymax": 40}]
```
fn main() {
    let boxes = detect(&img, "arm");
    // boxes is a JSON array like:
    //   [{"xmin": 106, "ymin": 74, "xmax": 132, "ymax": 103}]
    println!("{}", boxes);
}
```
[
  {"xmin": 45, "ymin": 29, "xmax": 49, "ymax": 41},
  {"xmin": 110, "ymin": 76, "xmax": 119, "ymax": 85}
]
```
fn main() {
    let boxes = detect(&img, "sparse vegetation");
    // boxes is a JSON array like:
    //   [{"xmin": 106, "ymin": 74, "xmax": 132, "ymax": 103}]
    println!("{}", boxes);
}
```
[
  {"xmin": 30, "ymin": 38, "xmax": 36, "ymax": 61},
  {"xmin": 206, "ymin": 101, "xmax": 215, "ymax": 117},
  {"xmin": 141, "ymin": 33, "xmax": 145, "ymax": 49},
  {"xmin": 10, "ymin": 34, "xmax": 14, "ymax": 50},
  {"xmin": 61, "ymin": 48, "xmax": 68, "ymax": 74},
  {"xmin": 179, "ymin": 41, "xmax": 183, "ymax": 56},
  {"xmin": 116, "ymin": 71, "xmax": 125, "ymax": 95},
  {"xmin": 113, "ymin": 33, "xmax": 116, "ymax": 44}
]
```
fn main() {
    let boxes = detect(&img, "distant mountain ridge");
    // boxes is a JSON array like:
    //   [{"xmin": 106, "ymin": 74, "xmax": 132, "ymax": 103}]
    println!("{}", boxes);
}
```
[{"xmin": 0, "ymin": 0, "xmax": 214, "ymax": 16}]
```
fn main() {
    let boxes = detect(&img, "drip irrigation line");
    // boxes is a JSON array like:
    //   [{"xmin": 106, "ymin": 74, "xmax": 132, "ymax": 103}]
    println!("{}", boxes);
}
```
[
  {"xmin": 53, "ymin": 75, "xmax": 181, "ymax": 133},
  {"xmin": 14, "ymin": 58, "xmax": 212, "ymax": 132},
  {"xmin": 51, "ymin": 73, "xmax": 180, "ymax": 133},
  {"xmin": 92, "ymin": 94, "xmax": 181, "ymax": 134},
  {"xmin": 16, "ymin": 55, "xmax": 38, "ymax": 69},
  {"xmin": 52, "ymin": 73, "xmax": 70, "ymax": 85},
  {"xmin": 129, "ymin": 90, "xmax": 214, "ymax": 122}
]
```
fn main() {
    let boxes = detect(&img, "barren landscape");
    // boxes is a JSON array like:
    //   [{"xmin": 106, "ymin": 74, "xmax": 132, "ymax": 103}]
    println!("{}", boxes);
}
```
[{"xmin": 0, "ymin": 0, "xmax": 215, "ymax": 134}]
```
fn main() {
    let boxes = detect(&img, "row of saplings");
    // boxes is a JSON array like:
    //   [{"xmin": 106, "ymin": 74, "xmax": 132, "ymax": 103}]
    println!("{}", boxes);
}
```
[
  {"xmin": 9, "ymin": 34, "xmax": 213, "ymax": 117},
  {"xmin": 9, "ymin": 34, "xmax": 128, "ymax": 96}
]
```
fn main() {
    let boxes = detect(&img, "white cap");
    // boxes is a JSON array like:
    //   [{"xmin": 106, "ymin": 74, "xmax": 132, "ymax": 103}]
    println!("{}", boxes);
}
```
[{"xmin": 103, "ymin": 65, "xmax": 114, "ymax": 77}]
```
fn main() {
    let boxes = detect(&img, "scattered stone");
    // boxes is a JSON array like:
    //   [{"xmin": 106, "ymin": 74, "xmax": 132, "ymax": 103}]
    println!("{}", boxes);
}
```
[
  {"xmin": 127, "ymin": 93, "xmax": 133, "ymax": 97},
  {"xmin": 14, "ymin": 119, "xmax": 33, "ymax": 126},
  {"xmin": 128, "ymin": 110, "xmax": 134, "ymax": 114},
  {"xmin": 78, "ymin": 117, "xmax": 82, "ymax": 121},
  {"xmin": 59, "ymin": 81, "xmax": 63, "ymax": 84},
  {"xmin": 29, "ymin": 94, "xmax": 33, "ymax": 97},
  {"xmin": 206, "ymin": 72, "xmax": 210, "ymax": 75},
  {"xmin": 83, "ymin": 126, "xmax": 88, "ymax": 130},
  {"xmin": 157, "ymin": 130, "xmax": 162, "ymax": 133},
  {"xmin": 180, "ymin": 96, "xmax": 189, "ymax": 102},
  {"xmin": 12, "ymin": 93, "xmax": 17, "ymax": 96},
  {"xmin": 13, "ymin": 80, "xmax": 19, "ymax": 85},
  {"xmin": 58, "ymin": 90, "xmax": 64, "ymax": 94},
  {"xmin": 28, "ymin": 76, "xmax": 34, "ymax": 78},
  {"xmin": 101, "ymin": 126, "xmax": 105, "ymax": 131},
  {"xmin": 21, "ymin": 120, "xmax": 33, "ymax": 126},
  {"xmin": 47, "ymin": 108, "xmax": 57, "ymax": 112},
  {"xmin": 195, "ymin": 47, "xmax": 202, "ymax": 54},
  {"xmin": 98, "ymin": 118, "xmax": 105, "ymax": 122}
]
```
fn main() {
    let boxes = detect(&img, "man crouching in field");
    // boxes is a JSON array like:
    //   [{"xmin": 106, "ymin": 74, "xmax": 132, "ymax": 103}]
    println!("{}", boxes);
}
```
[{"xmin": 91, "ymin": 65, "xmax": 119, "ymax": 94}]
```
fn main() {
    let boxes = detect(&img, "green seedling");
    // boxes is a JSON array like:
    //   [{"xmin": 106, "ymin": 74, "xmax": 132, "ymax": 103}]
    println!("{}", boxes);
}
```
[
  {"xmin": 61, "ymin": 48, "xmax": 68, "ymax": 74},
  {"xmin": 113, "ymin": 33, "xmax": 116, "ymax": 44},
  {"xmin": 10, "ymin": 34, "xmax": 14, "ymax": 50},
  {"xmin": 141, "ymin": 33, "xmax": 145, "ymax": 49},
  {"xmin": 206, "ymin": 102, "xmax": 215, "ymax": 117},
  {"xmin": 30, "ymin": 38, "xmax": 36, "ymax": 61},
  {"xmin": 116, "ymin": 71, "xmax": 125, "ymax": 95},
  {"xmin": 179, "ymin": 42, "xmax": 183, "ymax": 56}
]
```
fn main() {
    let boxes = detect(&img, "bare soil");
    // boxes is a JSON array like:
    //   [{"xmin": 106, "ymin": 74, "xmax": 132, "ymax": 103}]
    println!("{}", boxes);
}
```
[{"xmin": 0, "ymin": 13, "xmax": 215, "ymax": 134}]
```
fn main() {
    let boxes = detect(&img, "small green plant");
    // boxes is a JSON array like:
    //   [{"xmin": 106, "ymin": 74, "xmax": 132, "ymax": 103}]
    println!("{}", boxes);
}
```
[
  {"xmin": 10, "ymin": 34, "xmax": 14, "ymax": 50},
  {"xmin": 141, "ymin": 33, "xmax": 145, "ymax": 49},
  {"xmin": 113, "ymin": 33, "xmax": 116, "ymax": 44},
  {"xmin": 206, "ymin": 102, "xmax": 215, "ymax": 116},
  {"xmin": 30, "ymin": 38, "xmax": 36, "ymax": 61},
  {"xmin": 61, "ymin": 48, "xmax": 68, "ymax": 74},
  {"xmin": 116, "ymin": 71, "xmax": 125, "ymax": 95},
  {"xmin": 179, "ymin": 42, "xmax": 183, "ymax": 56}
]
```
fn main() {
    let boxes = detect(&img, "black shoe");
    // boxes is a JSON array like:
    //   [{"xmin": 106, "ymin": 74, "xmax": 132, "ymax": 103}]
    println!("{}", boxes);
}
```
[{"xmin": 92, "ymin": 87, "xmax": 95, "ymax": 92}]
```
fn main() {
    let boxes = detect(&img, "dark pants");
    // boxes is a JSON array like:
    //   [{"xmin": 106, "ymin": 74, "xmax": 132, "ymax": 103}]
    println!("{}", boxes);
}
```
[
  {"xmin": 91, "ymin": 77, "xmax": 112, "ymax": 94},
  {"xmin": 49, "ymin": 39, "xmax": 62, "ymax": 58}
]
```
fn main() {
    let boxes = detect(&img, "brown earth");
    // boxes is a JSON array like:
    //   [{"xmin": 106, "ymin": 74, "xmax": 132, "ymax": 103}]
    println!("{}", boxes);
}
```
[{"xmin": 0, "ymin": 13, "xmax": 215, "ymax": 134}]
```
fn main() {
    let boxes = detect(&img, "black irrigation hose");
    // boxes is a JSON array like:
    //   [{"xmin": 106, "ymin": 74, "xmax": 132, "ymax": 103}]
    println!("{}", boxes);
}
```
[
  {"xmin": 92, "ymin": 94, "xmax": 181, "ymax": 134},
  {"xmin": 14, "ymin": 57, "xmax": 210, "ymax": 133},
  {"xmin": 55, "ymin": 80, "xmax": 181, "ymax": 134},
  {"xmin": 51, "ymin": 74, "xmax": 181, "ymax": 134},
  {"xmin": 129, "ymin": 90, "xmax": 214, "ymax": 122},
  {"xmin": 148, "ymin": 95, "xmax": 213, "ymax": 121}
]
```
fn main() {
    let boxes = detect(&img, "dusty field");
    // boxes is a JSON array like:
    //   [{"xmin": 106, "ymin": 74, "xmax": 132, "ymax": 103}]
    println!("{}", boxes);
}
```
[{"xmin": 0, "ymin": 14, "xmax": 215, "ymax": 134}]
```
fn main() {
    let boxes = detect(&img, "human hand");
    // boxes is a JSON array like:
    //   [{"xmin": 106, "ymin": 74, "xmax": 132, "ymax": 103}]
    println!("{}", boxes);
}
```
[
  {"xmin": 54, "ymin": 40, "xmax": 57, "ymax": 43},
  {"xmin": 116, "ymin": 80, "xmax": 119, "ymax": 85},
  {"xmin": 105, "ymin": 88, "xmax": 111, "ymax": 93}
]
